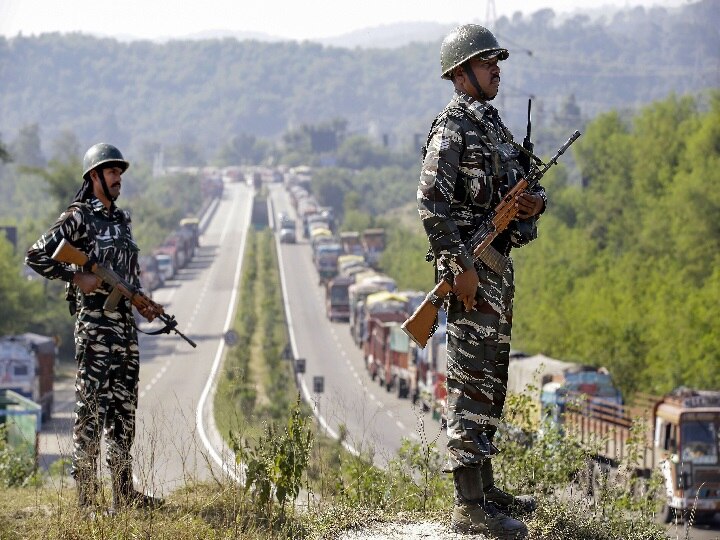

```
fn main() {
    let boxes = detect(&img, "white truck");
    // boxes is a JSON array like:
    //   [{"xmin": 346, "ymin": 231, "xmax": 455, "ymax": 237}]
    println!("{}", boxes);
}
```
[{"xmin": 0, "ymin": 334, "xmax": 55, "ymax": 422}]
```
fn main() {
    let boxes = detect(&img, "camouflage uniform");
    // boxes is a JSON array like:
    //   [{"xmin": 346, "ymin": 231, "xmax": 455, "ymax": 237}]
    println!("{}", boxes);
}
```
[
  {"xmin": 418, "ymin": 91, "xmax": 546, "ymax": 481},
  {"xmin": 26, "ymin": 197, "xmax": 142, "ymax": 488}
]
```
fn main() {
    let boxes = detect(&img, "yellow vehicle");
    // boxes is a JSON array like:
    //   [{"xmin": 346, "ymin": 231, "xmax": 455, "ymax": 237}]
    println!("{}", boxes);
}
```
[{"xmin": 179, "ymin": 217, "xmax": 200, "ymax": 248}]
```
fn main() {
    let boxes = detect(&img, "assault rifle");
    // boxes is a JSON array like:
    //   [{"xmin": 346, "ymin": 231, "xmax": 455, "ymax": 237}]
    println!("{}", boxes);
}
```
[
  {"xmin": 52, "ymin": 240, "xmax": 197, "ymax": 348},
  {"xmin": 401, "ymin": 130, "xmax": 581, "ymax": 348}
]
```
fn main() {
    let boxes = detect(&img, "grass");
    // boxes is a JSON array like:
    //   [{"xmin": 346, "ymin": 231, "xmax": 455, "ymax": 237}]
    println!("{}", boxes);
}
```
[{"xmin": 0, "ymin": 223, "xmax": 692, "ymax": 539}]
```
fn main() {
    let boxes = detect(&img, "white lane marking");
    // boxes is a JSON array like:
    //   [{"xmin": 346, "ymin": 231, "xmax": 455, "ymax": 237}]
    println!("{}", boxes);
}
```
[
  {"xmin": 272, "ymin": 190, "xmax": 358, "ymax": 455},
  {"xmin": 195, "ymin": 186, "xmax": 253, "ymax": 482}
]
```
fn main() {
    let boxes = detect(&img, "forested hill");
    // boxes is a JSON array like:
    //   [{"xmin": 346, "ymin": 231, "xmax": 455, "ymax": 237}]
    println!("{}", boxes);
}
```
[{"xmin": 0, "ymin": 0, "xmax": 717, "ymax": 159}]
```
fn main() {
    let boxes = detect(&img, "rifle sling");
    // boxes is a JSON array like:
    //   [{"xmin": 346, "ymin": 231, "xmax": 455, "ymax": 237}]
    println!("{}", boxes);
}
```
[{"xmin": 135, "ymin": 323, "xmax": 174, "ymax": 336}]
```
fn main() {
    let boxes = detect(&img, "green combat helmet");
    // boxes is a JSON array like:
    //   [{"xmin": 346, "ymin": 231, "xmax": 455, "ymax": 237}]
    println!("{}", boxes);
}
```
[
  {"xmin": 82, "ymin": 143, "xmax": 130, "ymax": 180},
  {"xmin": 440, "ymin": 24, "xmax": 509, "ymax": 79}
]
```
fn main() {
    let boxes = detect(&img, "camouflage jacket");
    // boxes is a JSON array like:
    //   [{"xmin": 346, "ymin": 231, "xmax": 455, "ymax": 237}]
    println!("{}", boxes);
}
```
[
  {"xmin": 417, "ymin": 91, "xmax": 547, "ymax": 277},
  {"xmin": 26, "ymin": 197, "xmax": 142, "ymax": 341}
]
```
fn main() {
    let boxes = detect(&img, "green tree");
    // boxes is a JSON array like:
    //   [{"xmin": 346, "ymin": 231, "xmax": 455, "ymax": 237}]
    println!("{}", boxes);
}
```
[
  {"xmin": 335, "ymin": 135, "xmax": 393, "ymax": 170},
  {"xmin": 10, "ymin": 124, "xmax": 45, "ymax": 168},
  {"xmin": 0, "ymin": 237, "xmax": 43, "ymax": 335},
  {"xmin": 20, "ymin": 152, "xmax": 82, "ymax": 215}
]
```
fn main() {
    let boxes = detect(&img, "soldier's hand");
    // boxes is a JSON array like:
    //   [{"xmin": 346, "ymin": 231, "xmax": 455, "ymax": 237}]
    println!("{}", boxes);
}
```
[
  {"xmin": 72, "ymin": 271, "xmax": 102, "ymax": 294},
  {"xmin": 453, "ymin": 268, "xmax": 479, "ymax": 312},
  {"xmin": 515, "ymin": 192, "xmax": 544, "ymax": 219}
]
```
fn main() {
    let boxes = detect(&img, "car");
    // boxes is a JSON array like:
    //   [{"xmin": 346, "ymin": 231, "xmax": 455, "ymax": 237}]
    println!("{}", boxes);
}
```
[
  {"xmin": 154, "ymin": 253, "xmax": 175, "ymax": 280},
  {"xmin": 279, "ymin": 225, "xmax": 296, "ymax": 243}
]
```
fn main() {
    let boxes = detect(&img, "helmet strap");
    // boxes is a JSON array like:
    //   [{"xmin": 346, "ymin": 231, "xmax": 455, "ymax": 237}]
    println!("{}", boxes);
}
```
[
  {"xmin": 462, "ymin": 61, "xmax": 492, "ymax": 101},
  {"xmin": 96, "ymin": 168, "xmax": 118, "ymax": 210}
]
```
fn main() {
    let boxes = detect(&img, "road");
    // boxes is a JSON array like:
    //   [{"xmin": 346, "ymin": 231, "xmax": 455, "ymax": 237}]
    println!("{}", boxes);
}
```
[
  {"xmin": 269, "ymin": 183, "xmax": 444, "ymax": 468},
  {"xmin": 38, "ymin": 181, "xmax": 253, "ymax": 495}
]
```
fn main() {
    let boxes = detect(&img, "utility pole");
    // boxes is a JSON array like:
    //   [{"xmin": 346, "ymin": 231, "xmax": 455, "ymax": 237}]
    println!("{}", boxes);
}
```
[{"xmin": 485, "ymin": 0, "xmax": 497, "ymax": 31}]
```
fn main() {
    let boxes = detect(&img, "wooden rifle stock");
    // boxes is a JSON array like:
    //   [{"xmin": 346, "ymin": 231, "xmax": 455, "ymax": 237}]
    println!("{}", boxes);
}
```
[
  {"xmin": 401, "ymin": 280, "xmax": 452, "ymax": 348},
  {"xmin": 402, "ymin": 130, "xmax": 582, "ymax": 349},
  {"xmin": 52, "ymin": 239, "xmax": 197, "ymax": 348}
]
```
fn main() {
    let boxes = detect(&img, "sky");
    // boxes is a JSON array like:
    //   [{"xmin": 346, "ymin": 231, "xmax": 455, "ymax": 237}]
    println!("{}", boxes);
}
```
[{"xmin": 0, "ymin": 0, "xmax": 692, "ymax": 42}]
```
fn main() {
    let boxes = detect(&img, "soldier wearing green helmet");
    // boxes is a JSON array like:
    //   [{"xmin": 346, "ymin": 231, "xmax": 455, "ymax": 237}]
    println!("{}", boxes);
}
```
[
  {"xmin": 415, "ymin": 24, "xmax": 546, "ymax": 538},
  {"xmin": 440, "ymin": 24, "xmax": 509, "ymax": 80},
  {"xmin": 26, "ymin": 143, "xmax": 163, "ymax": 515}
]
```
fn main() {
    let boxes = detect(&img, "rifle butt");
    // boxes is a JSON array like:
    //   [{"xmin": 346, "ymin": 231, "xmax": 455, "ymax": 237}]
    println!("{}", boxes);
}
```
[
  {"xmin": 51, "ymin": 239, "xmax": 88, "ymax": 266},
  {"xmin": 401, "ymin": 280, "xmax": 452, "ymax": 349}
]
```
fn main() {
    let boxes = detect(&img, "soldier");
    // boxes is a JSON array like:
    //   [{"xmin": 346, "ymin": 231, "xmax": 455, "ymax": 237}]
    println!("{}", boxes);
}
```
[
  {"xmin": 417, "ymin": 25, "xmax": 546, "ymax": 538},
  {"xmin": 26, "ymin": 143, "xmax": 163, "ymax": 514}
]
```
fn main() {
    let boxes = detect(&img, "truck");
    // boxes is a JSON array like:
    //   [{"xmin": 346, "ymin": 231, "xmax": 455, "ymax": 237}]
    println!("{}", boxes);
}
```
[
  {"xmin": 383, "ymin": 291, "xmax": 425, "ymax": 399},
  {"xmin": 139, "ymin": 254, "xmax": 163, "ymax": 292},
  {"xmin": 349, "ymin": 279, "xmax": 390, "ymax": 348},
  {"xmin": 361, "ymin": 228, "xmax": 386, "ymax": 268},
  {"xmin": 362, "ymin": 291, "xmax": 409, "ymax": 385},
  {"xmin": 314, "ymin": 243, "xmax": 343, "ymax": 285},
  {"xmin": 153, "ymin": 247, "xmax": 177, "ymax": 279},
  {"xmin": 409, "ymin": 321, "xmax": 448, "ymax": 423},
  {"xmin": 0, "ymin": 333, "xmax": 55, "ymax": 422},
  {"xmin": 340, "ymin": 231, "xmax": 364, "ymax": 258},
  {"xmin": 551, "ymin": 387, "xmax": 720, "ymax": 523},
  {"xmin": 337, "ymin": 254, "xmax": 366, "ymax": 277},
  {"xmin": 348, "ymin": 273, "xmax": 398, "ymax": 347},
  {"xmin": 380, "ymin": 324, "xmax": 413, "ymax": 399},
  {"xmin": 179, "ymin": 217, "xmax": 201, "ymax": 248},
  {"xmin": 509, "ymin": 355, "xmax": 720, "ymax": 523},
  {"xmin": 326, "ymin": 276, "xmax": 354, "ymax": 322},
  {"xmin": 0, "ymin": 389, "xmax": 41, "ymax": 466}
]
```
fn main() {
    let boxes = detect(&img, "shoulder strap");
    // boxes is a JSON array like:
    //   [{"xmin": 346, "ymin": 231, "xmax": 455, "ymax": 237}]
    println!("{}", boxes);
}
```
[{"xmin": 421, "ymin": 106, "xmax": 467, "ymax": 161}]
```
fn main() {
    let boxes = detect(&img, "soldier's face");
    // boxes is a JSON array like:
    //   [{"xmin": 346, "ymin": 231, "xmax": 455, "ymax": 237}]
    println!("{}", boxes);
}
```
[
  {"xmin": 91, "ymin": 166, "xmax": 124, "ymax": 200},
  {"xmin": 103, "ymin": 167, "xmax": 123, "ymax": 195},
  {"xmin": 464, "ymin": 56, "xmax": 501, "ymax": 100}
]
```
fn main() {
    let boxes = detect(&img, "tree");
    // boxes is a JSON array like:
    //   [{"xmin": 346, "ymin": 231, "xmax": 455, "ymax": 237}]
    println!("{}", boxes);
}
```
[
  {"xmin": 0, "ymin": 138, "xmax": 11, "ymax": 163},
  {"xmin": 336, "ymin": 135, "xmax": 393, "ymax": 170},
  {"xmin": 216, "ymin": 133, "xmax": 268, "ymax": 166},
  {"xmin": 0, "ymin": 237, "xmax": 43, "ymax": 335},
  {"xmin": 10, "ymin": 124, "xmax": 45, "ymax": 168},
  {"xmin": 21, "ymin": 150, "xmax": 82, "ymax": 215}
]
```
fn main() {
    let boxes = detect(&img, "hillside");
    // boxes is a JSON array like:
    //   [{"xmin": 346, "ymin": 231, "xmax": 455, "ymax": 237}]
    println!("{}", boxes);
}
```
[{"xmin": 0, "ymin": 0, "xmax": 716, "ymax": 162}]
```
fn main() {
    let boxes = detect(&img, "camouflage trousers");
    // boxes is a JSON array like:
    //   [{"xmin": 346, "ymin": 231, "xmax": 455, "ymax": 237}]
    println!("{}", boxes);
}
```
[
  {"xmin": 444, "ymin": 259, "xmax": 514, "ymax": 476},
  {"xmin": 70, "ymin": 335, "xmax": 140, "ymax": 482}
]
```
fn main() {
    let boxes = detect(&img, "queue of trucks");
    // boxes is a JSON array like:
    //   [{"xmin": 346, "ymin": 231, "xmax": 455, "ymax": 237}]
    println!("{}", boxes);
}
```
[
  {"xmin": 149, "ymin": 216, "xmax": 201, "ymax": 285},
  {"xmin": 282, "ymin": 177, "xmax": 720, "ymax": 522}
]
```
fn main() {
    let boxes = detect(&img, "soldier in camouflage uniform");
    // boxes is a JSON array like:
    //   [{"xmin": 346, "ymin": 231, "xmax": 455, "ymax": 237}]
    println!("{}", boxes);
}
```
[
  {"xmin": 417, "ymin": 25, "xmax": 546, "ymax": 539},
  {"xmin": 26, "ymin": 143, "xmax": 163, "ymax": 514}
]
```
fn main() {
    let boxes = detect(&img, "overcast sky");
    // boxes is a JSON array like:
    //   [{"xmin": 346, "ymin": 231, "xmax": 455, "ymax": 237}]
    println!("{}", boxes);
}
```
[{"xmin": 0, "ymin": 0, "xmax": 692, "ymax": 41}]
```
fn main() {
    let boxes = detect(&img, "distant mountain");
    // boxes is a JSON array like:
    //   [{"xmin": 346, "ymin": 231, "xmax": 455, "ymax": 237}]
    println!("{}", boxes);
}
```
[
  {"xmin": 0, "ymin": 0, "xmax": 715, "ymax": 160},
  {"xmin": 317, "ymin": 22, "xmax": 455, "ymax": 49},
  {"xmin": 100, "ymin": 29, "xmax": 284, "ymax": 44}
]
